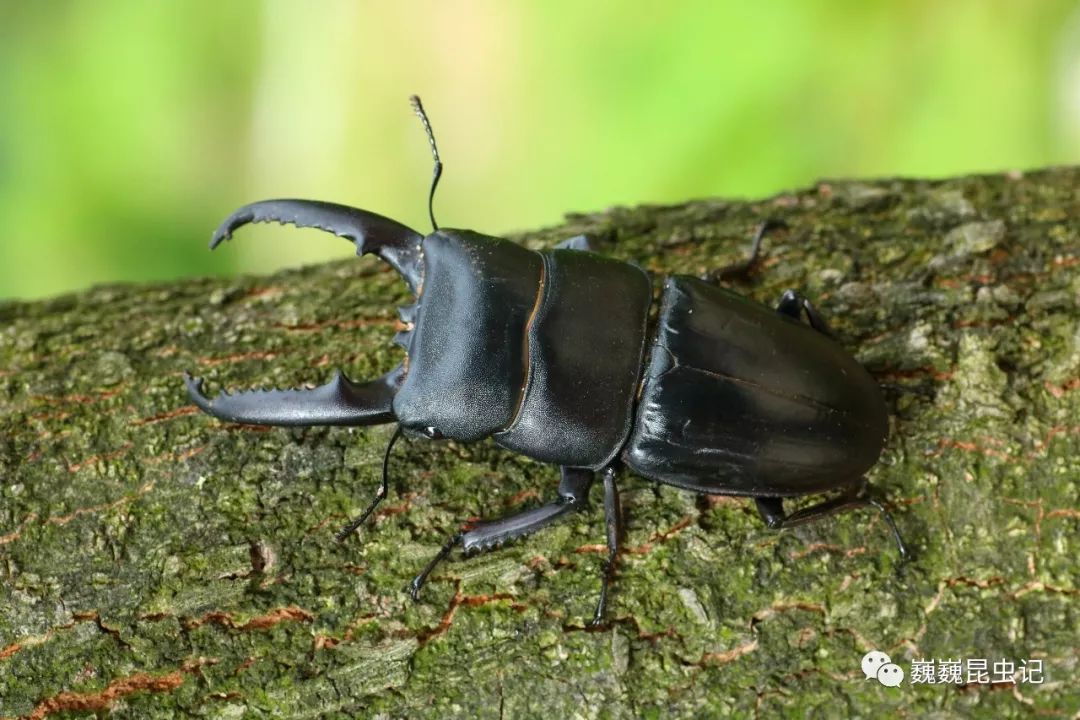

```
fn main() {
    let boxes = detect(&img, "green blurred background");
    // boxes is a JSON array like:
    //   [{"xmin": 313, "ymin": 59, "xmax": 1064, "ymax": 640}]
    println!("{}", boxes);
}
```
[{"xmin": 1, "ymin": 1, "xmax": 1077, "ymax": 300}]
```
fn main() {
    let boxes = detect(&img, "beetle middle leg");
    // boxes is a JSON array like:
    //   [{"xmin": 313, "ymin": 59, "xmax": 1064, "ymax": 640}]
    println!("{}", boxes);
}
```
[{"xmin": 754, "ymin": 480, "xmax": 909, "ymax": 559}]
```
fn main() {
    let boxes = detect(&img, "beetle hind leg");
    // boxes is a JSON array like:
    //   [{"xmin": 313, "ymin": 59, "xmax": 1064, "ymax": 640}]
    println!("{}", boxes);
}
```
[
  {"xmin": 776, "ymin": 290, "xmax": 835, "ymax": 338},
  {"xmin": 755, "ymin": 482, "xmax": 909, "ymax": 560},
  {"xmin": 591, "ymin": 466, "xmax": 621, "ymax": 626},
  {"xmin": 409, "ymin": 467, "xmax": 595, "ymax": 599}
]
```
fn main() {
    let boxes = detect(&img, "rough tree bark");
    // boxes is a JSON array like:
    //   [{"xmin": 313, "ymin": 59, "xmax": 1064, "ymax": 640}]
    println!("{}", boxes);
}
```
[{"xmin": 1, "ymin": 169, "xmax": 1078, "ymax": 719}]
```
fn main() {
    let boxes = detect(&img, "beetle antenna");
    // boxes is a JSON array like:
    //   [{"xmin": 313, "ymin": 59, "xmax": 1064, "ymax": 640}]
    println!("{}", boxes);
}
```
[
  {"xmin": 335, "ymin": 426, "xmax": 404, "ymax": 541},
  {"xmin": 410, "ymin": 95, "xmax": 443, "ymax": 231}
]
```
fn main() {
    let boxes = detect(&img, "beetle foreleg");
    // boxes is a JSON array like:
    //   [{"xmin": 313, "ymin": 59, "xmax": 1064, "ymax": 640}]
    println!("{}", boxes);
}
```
[
  {"xmin": 335, "ymin": 426, "xmax": 404, "ymax": 542},
  {"xmin": 409, "ymin": 532, "xmax": 463, "ymax": 601},
  {"xmin": 754, "ymin": 482, "xmax": 909, "ymax": 560},
  {"xmin": 590, "ymin": 466, "xmax": 621, "ymax": 627},
  {"xmin": 408, "ymin": 467, "xmax": 594, "ymax": 600}
]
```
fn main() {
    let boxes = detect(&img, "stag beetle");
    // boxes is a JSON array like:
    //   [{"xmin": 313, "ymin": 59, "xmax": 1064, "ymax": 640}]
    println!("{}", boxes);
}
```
[{"xmin": 186, "ymin": 96, "xmax": 908, "ymax": 625}]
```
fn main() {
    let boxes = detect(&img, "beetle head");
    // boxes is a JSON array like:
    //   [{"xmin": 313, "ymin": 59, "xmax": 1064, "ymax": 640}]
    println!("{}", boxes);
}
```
[
  {"xmin": 185, "ymin": 199, "xmax": 429, "ymax": 427},
  {"xmin": 187, "ymin": 96, "xmax": 447, "ymax": 427}
]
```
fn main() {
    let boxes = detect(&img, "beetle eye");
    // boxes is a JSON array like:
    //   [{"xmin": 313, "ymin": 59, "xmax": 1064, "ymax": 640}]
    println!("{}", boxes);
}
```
[{"xmin": 423, "ymin": 426, "xmax": 442, "ymax": 439}]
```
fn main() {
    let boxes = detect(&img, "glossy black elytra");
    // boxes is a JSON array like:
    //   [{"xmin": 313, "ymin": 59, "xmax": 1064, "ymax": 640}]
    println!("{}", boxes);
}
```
[{"xmin": 185, "ymin": 96, "xmax": 908, "ymax": 625}]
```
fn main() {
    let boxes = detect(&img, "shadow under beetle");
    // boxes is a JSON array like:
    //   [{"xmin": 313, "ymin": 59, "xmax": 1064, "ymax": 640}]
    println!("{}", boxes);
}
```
[{"xmin": 186, "ymin": 96, "xmax": 908, "ymax": 625}]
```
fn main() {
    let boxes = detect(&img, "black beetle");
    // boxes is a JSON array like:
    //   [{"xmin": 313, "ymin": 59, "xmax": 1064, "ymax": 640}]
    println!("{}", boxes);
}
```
[{"xmin": 186, "ymin": 96, "xmax": 907, "ymax": 624}]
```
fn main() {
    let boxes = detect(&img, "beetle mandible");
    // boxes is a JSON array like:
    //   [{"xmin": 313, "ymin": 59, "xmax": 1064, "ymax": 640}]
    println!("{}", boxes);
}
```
[{"xmin": 185, "ymin": 96, "xmax": 908, "ymax": 625}]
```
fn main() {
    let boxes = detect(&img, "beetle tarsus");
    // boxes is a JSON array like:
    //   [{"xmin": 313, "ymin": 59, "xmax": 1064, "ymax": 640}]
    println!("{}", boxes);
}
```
[
  {"xmin": 863, "ymin": 497, "xmax": 910, "ymax": 561},
  {"xmin": 410, "ymin": 532, "xmax": 463, "ymax": 600}
]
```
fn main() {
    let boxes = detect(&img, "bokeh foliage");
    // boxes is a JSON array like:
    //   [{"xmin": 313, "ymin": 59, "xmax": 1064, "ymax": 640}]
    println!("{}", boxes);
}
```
[{"xmin": 0, "ymin": 0, "xmax": 1077, "ymax": 299}]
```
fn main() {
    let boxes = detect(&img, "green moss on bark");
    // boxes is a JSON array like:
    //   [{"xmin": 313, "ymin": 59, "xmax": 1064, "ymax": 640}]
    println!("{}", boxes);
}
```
[{"xmin": 2, "ymin": 169, "xmax": 1078, "ymax": 718}]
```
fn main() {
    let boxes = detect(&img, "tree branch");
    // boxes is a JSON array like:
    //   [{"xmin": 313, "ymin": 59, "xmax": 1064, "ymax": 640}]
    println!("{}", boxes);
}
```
[{"xmin": 1, "ymin": 168, "xmax": 1078, "ymax": 717}]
